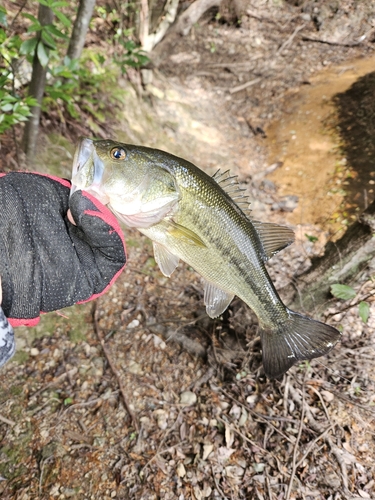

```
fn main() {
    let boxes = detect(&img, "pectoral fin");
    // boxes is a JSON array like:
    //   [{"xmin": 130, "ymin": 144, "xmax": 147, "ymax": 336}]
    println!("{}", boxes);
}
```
[
  {"xmin": 153, "ymin": 242, "xmax": 180, "ymax": 277},
  {"xmin": 203, "ymin": 280, "xmax": 234, "ymax": 318},
  {"xmin": 252, "ymin": 221, "xmax": 294, "ymax": 260},
  {"xmin": 167, "ymin": 221, "xmax": 206, "ymax": 247}
]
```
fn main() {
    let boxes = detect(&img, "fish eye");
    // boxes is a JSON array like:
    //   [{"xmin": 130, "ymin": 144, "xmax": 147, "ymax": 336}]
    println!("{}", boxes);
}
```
[{"xmin": 110, "ymin": 147, "xmax": 126, "ymax": 160}]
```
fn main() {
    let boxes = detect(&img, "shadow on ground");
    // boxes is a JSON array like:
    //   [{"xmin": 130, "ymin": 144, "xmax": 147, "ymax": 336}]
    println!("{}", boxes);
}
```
[{"xmin": 333, "ymin": 70, "xmax": 375, "ymax": 213}]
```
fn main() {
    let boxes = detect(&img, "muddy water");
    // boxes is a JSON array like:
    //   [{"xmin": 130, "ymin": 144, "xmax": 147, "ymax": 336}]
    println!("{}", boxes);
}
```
[{"xmin": 266, "ymin": 55, "xmax": 375, "ymax": 237}]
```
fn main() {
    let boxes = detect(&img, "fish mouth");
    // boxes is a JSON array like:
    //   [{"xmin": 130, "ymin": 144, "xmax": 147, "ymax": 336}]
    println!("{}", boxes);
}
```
[{"xmin": 70, "ymin": 137, "xmax": 109, "ymax": 205}]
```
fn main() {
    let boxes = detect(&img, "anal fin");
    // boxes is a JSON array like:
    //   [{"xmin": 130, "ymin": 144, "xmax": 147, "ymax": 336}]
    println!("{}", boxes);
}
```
[
  {"xmin": 203, "ymin": 280, "xmax": 234, "ymax": 318},
  {"xmin": 153, "ymin": 242, "xmax": 180, "ymax": 277}
]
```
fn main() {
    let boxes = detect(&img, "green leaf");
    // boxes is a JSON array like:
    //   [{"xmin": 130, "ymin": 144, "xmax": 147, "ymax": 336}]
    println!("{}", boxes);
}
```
[
  {"xmin": 51, "ymin": 1, "xmax": 70, "ymax": 8},
  {"xmin": 0, "ymin": 6, "xmax": 7, "ymax": 27},
  {"xmin": 37, "ymin": 41, "xmax": 49, "ymax": 67},
  {"xmin": 1, "ymin": 103, "xmax": 14, "ymax": 112},
  {"xmin": 64, "ymin": 397, "xmax": 73, "ymax": 405},
  {"xmin": 358, "ymin": 301, "xmax": 370, "ymax": 324},
  {"xmin": 305, "ymin": 233, "xmax": 318, "ymax": 243},
  {"xmin": 54, "ymin": 10, "xmax": 71, "ymax": 28},
  {"xmin": 330, "ymin": 284, "xmax": 356, "ymax": 301},
  {"xmin": 44, "ymin": 23, "xmax": 69, "ymax": 39},
  {"xmin": 22, "ymin": 13, "xmax": 39, "ymax": 24},
  {"xmin": 41, "ymin": 28, "xmax": 57, "ymax": 49},
  {"xmin": 20, "ymin": 37, "xmax": 38, "ymax": 55}
]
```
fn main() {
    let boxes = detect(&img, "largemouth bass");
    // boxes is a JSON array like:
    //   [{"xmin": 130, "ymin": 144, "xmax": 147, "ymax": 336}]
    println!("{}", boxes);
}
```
[{"xmin": 71, "ymin": 138, "xmax": 341, "ymax": 378}]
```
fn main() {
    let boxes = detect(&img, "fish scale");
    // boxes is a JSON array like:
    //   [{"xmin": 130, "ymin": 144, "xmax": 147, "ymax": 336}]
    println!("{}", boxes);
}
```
[{"xmin": 71, "ymin": 138, "xmax": 342, "ymax": 378}]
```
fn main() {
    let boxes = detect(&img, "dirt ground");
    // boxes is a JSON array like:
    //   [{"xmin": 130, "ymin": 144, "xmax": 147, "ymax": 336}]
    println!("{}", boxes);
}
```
[{"xmin": 1, "ymin": 1, "xmax": 375, "ymax": 499}]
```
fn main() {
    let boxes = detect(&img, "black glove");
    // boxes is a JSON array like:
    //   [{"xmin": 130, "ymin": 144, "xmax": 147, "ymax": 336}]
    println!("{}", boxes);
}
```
[{"xmin": 0, "ymin": 172, "xmax": 126, "ymax": 326}]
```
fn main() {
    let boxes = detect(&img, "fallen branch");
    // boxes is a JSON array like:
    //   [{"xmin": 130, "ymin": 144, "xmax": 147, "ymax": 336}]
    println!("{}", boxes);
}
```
[
  {"xmin": 277, "ymin": 24, "xmax": 306, "ymax": 54},
  {"xmin": 148, "ymin": 323, "xmax": 207, "ymax": 358},
  {"xmin": 0, "ymin": 414, "xmax": 15, "ymax": 426},
  {"xmin": 286, "ymin": 384, "xmax": 305, "ymax": 500},
  {"xmin": 92, "ymin": 303, "xmax": 139, "ymax": 431}
]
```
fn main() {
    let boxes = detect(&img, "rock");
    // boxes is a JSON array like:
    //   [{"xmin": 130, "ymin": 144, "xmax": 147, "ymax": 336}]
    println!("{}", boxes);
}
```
[{"xmin": 180, "ymin": 391, "xmax": 197, "ymax": 406}]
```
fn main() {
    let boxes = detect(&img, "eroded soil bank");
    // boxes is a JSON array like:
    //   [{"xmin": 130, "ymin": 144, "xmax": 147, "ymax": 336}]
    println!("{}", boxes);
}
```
[{"xmin": 267, "ymin": 54, "xmax": 375, "ymax": 238}]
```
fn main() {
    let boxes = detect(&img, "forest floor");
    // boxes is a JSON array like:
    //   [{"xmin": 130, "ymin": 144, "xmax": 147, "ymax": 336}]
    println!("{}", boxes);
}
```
[{"xmin": 1, "ymin": 1, "xmax": 375, "ymax": 499}]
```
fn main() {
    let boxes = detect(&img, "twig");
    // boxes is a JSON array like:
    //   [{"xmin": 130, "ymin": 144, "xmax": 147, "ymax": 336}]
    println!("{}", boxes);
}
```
[
  {"xmin": 0, "ymin": 414, "xmax": 15, "ymax": 426},
  {"xmin": 9, "ymin": 0, "xmax": 28, "ymax": 30},
  {"xmin": 39, "ymin": 456, "xmax": 54, "ymax": 497},
  {"xmin": 289, "ymin": 384, "xmax": 350, "ymax": 494},
  {"xmin": 229, "ymin": 77, "xmax": 262, "ymax": 95},
  {"xmin": 220, "ymin": 388, "xmax": 296, "ymax": 443},
  {"xmin": 140, "ymin": 409, "xmax": 184, "ymax": 474},
  {"xmin": 301, "ymin": 35, "xmax": 362, "ymax": 47},
  {"xmin": 92, "ymin": 303, "xmax": 139, "ymax": 431},
  {"xmin": 283, "ymin": 375, "xmax": 290, "ymax": 417},
  {"xmin": 30, "ymin": 367, "xmax": 78, "ymax": 398},
  {"xmin": 212, "ymin": 465, "xmax": 229, "ymax": 500},
  {"xmin": 189, "ymin": 366, "xmax": 216, "ymax": 391},
  {"xmin": 309, "ymin": 385, "xmax": 331, "ymax": 423},
  {"xmin": 286, "ymin": 384, "xmax": 305, "ymax": 500},
  {"xmin": 295, "ymin": 424, "xmax": 335, "ymax": 469},
  {"xmin": 265, "ymin": 467, "xmax": 274, "ymax": 500},
  {"xmin": 277, "ymin": 24, "xmax": 306, "ymax": 54},
  {"xmin": 217, "ymin": 416, "xmax": 270, "ymax": 454}
]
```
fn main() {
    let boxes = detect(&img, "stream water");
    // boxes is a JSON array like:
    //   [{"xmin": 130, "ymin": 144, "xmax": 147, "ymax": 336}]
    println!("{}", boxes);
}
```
[{"xmin": 266, "ymin": 54, "xmax": 375, "ymax": 238}]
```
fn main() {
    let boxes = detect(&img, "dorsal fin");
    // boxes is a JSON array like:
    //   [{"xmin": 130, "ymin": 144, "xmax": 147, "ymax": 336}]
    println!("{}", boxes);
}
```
[
  {"xmin": 212, "ymin": 169, "xmax": 252, "ymax": 217},
  {"xmin": 252, "ymin": 220, "xmax": 295, "ymax": 260}
]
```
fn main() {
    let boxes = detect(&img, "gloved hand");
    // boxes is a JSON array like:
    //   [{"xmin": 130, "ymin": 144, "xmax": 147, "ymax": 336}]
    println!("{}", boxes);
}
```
[{"xmin": 0, "ymin": 172, "xmax": 126, "ymax": 367}]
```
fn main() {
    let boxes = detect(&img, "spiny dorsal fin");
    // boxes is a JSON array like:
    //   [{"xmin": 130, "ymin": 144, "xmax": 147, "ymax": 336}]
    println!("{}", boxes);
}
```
[
  {"xmin": 252, "ymin": 220, "xmax": 294, "ymax": 260},
  {"xmin": 212, "ymin": 169, "xmax": 251, "ymax": 217}
]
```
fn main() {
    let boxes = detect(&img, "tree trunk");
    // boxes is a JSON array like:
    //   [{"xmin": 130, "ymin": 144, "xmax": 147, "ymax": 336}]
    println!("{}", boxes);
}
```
[
  {"xmin": 22, "ymin": 5, "xmax": 54, "ymax": 163},
  {"xmin": 283, "ymin": 199, "xmax": 375, "ymax": 314},
  {"xmin": 175, "ymin": 0, "xmax": 223, "ymax": 36},
  {"xmin": 66, "ymin": 0, "xmax": 96, "ymax": 61},
  {"xmin": 139, "ymin": 0, "xmax": 180, "ymax": 52}
]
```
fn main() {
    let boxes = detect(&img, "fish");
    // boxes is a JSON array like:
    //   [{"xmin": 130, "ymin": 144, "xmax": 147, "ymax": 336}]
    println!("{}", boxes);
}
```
[{"xmin": 71, "ymin": 137, "xmax": 341, "ymax": 378}]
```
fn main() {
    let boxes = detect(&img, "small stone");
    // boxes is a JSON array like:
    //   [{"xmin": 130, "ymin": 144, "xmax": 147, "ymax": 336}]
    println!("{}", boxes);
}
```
[
  {"xmin": 154, "ymin": 409, "xmax": 168, "ymax": 430},
  {"xmin": 153, "ymin": 335, "xmax": 166, "ymax": 350},
  {"xmin": 180, "ymin": 391, "xmax": 197, "ymax": 406},
  {"xmin": 127, "ymin": 361, "xmax": 144, "ymax": 375},
  {"xmin": 246, "ymin": 394, "xmax": 258, "ymax": 405},
  {"xmin": 127, "ymin": 319, "xmax": 139, "ymax": 329},
  {"xmin": 30, "ymin": 348, "xmax": 40, "ymax": 357}
]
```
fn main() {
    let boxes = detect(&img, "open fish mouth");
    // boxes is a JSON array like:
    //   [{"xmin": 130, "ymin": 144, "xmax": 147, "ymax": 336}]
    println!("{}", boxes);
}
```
[{"xmin": 70, "ymin": 137, "xmax": 109, "ymax": 205}]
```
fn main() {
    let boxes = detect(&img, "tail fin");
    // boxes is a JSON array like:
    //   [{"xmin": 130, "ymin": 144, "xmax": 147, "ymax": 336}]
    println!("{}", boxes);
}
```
[{"xmin": 260, "ymin": 310, "xmax": 341, "ymax": 379}]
